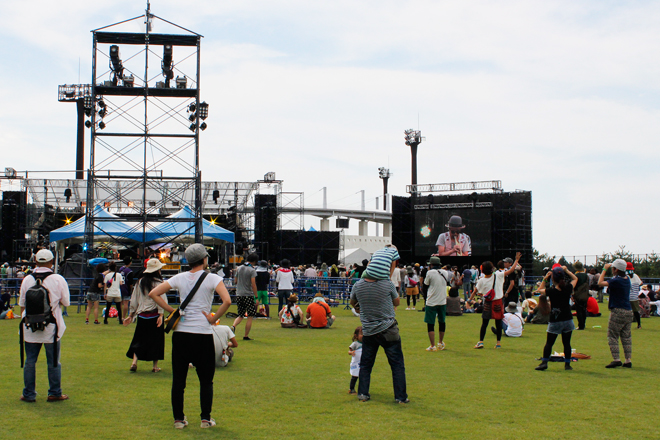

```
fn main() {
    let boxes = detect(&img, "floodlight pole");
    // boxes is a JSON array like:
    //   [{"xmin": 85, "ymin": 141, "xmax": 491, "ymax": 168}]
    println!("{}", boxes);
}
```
[{"xmin": 404, "ymin": 129, "xmax": 423, "ymax": 197}]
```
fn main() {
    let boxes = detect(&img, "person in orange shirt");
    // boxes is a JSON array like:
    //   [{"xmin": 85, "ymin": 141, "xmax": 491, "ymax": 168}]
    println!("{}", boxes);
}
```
[{"xmin": 306, "ymin": 294, "xmax": 335, "ymax": 328}]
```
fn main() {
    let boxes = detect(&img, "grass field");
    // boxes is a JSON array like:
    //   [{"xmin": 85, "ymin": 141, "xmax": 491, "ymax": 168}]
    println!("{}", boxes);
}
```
[{"xmin": 1, "ymin": 301, "xmax": 657, "ymax": 440}]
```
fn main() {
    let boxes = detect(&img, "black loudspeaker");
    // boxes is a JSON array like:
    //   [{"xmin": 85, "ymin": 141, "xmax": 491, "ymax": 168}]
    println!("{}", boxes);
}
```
[
  {"xmin": 1, "ymin": 191, "xmax": 27, "ymax": 262},
  {"xmin": 336, "ymin": 218, "xmax": 349, "ymax": 229},
  {"xmin": 392, "ymin": 195, "xmax": 413, "ymax": 265},
  {"xmin": 254, "ymin": 194, "xmax": 278, "ymax": 261},
  {"xmin": 277, "ymin": 230, "xmax": 340, "ymax": 266}
]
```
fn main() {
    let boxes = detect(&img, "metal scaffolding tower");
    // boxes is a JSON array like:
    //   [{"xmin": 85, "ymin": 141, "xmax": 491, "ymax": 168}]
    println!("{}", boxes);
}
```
[{"xmin": 82, "ymin": 4, "xmax": 206, "ymax": 257}]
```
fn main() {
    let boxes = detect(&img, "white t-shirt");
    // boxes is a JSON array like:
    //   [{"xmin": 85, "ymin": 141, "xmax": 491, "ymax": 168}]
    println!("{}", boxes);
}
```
[
  {"xmin": 349, "ymin": 341, "xmax": 362, "ymax": 376},
  {"xmin": 167, "ymin": 271, "xmax": 223, "ymax": 335},
  {"xmin": 212, "ymin": 325, "xmax": 235, "ymax": 367},
  {"xmin": 503, "ymin": 312, "xmax": 524, "ymax": 337},
  {"xmin": 390, "ymin": 267, "xmax": 401, "ymax": 286},
  {"xmin": 424, "ymin": 269, "xmax": 450, "ymax": 307},
  {"xmin": 475, "ymin": 271, "xmax": 505, "ymax": 300},
  {"xmin": 104, "ymin": 272, "xmax": 124, "ymax": 298},
  {"xmin": 276, "ymin": 269, "xmax": 295, "ymax": 290},
  {"xmin": 19, "ymin": 268, "xmax": 70, "ymax": 343}
]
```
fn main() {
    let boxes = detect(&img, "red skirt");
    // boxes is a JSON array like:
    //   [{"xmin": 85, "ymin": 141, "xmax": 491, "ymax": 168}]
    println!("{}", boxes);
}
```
[{"xmin": 482, "ymin": 298, "xmax": 504, "ymax": 321}]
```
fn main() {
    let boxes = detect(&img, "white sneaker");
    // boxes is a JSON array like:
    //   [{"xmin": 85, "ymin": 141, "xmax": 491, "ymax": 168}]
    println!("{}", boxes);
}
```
[
  {"xmin": 405, "ymin": 307, "xmax": 411, "ymax": 310},
  {"xmin": 425, "ymin": 345, "xmax": 438, "ymax": 352},
  {"xmin": 201, "ymin": 418, "xmax": 216, "ymax": 428},
  {"xmin": 174, "ymin": 417, "xmax": 188, "ymax": 429},
  {"xmin": 437, "ymin": 341, "xmax": 446, "ymax": 350},
  {"xmin": 411, "ymin": 307, "xmax": 416, "ymax": 310}
]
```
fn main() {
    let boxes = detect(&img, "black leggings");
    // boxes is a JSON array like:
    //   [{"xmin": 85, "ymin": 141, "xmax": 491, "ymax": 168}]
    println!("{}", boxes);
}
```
[
  {"xmin": 350, "ymin": 376, "xmax": 358, "ymax": 391},
  {"xmin": 104, "ymin": 298, "xmax": 122, "ymax": 323},
  {"xmin": 542, "ymin": 331, "xmax": 572, "ymax": 361},
  {"xmin": 480, "ymin": 318, "xmax": 501, "ymax": 341},
  {"xmin": 407, "ymin": 295, "xmax": 417, "ymax": 307},
  {"xmin": 633, "ymin": 310, "xmax": 641, "ymax": 327}
]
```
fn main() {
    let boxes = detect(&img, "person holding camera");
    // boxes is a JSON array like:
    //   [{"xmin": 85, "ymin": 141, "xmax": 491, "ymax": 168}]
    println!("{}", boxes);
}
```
[{"xmin": 598, "ymin": 259, "xmax": 633, "ymax": 368}]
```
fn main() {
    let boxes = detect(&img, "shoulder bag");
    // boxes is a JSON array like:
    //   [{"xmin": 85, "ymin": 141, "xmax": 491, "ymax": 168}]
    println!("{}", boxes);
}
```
[{"xmin": 164, "ymin": 272, "xmax": 208, "ymax": 334}]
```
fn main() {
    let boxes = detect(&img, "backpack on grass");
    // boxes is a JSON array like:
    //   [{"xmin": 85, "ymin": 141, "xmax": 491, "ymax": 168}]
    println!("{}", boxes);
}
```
[{"xmin": 20, "ymin": 273, "xmax": 59, "ymax": 368}]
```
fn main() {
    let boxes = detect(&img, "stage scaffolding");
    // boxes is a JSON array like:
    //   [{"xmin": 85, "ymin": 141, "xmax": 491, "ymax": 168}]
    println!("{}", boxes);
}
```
[{"xmin": 81, "ymin": 5, "xmax": 208, "ymax": 255}]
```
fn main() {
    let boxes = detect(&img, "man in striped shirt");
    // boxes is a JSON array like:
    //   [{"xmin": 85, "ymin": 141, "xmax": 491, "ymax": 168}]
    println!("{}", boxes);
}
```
[
  {"xmin": 363, "ymin": 245, "xmax": 400, "ymax": 281},
  {"xmin": 350, "ymin": 272, "xmax": 408, "ymax": 404}
]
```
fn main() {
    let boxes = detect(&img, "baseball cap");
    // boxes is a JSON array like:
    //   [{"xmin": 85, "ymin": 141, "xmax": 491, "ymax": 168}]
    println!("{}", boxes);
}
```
[
  {"xmin": 185, "ymin": 243, "xmax": 209, "ymax": 265},
  {"xmin": 35, "ymin": 249, "xmax": 54, "ymax": 263},
  {"xmin": 611, "ymin": 259, "xmax": 626, "ymax": 272}
]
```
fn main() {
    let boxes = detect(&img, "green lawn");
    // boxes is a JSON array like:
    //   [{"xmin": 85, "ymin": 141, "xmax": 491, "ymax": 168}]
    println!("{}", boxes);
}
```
[{"xmin": 1, "ymin": 302, "xmax": 657, "ymax": 440}]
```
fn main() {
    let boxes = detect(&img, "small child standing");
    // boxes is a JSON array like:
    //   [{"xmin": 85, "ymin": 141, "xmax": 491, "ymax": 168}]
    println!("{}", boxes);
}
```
[{"xmin": 348, "ymin": 326, "xmax": 363, "ymax": 394}]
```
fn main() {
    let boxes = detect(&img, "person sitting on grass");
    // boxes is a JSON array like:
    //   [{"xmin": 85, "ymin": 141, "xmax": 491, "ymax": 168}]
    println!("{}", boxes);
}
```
[
  {"xmin": 526, "ymin": 294, "xmax": 550, "ymax": 324},
  {"xmin": 586, "ymin": 295, "xmax": 601, "ymax": 317},
  {"xmin": 279, "ymin": 294, "xmax": 307, "ymax": 328},
  {"xmin": 306, "ymin": 293, "xmax": 335, "ymax": 328},
  {"xmin": 498, "ymin": 302, "xmax": 524, "ymax": 338},
  {"xmin": 521, "ymin": 291, "xmax": 537, "ymax": 319}
]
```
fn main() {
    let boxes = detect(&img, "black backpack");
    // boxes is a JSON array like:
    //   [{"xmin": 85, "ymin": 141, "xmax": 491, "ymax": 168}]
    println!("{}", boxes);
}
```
[{"xmin": 20, "ymin": 273, "xmax": 59, "ymax": 368}]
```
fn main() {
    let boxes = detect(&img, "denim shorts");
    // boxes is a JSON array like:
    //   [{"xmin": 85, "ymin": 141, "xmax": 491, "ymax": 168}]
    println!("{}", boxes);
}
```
[{"xmin": 547, "ymin": 319, "xmax": 575, "ymax": 334}]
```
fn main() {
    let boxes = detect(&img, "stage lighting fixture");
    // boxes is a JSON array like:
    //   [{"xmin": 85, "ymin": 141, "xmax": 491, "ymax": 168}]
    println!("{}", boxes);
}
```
[
  {"xmin": 83, "ymin": 95, "xmax": 93, "ymax": 115},
  {"xmin": 148, "ymin": 201, "xmax": 156, "ymax": 207},
  {"xmin": 162, "ymin": 45, "xmax": 174, "ymax": 87},
  {"xmin": 99, "ymin": 121, "xmax": 106, "ymax": 130},
  {"xmin": 127, "ymin": 201, "xmax": 134, "ymax": 207},
  {"xmin": 123, "ymin": 75, "xmax": 134, "ymax": 87},
  {"xmin": 104, "ymin": 202, "xmax": 111, "ymax": 208},
  {"xmin": 198, "ymin": 102, "xmax": 209, "ymax": 120},
  {"xmin": 98, "ymin": 107, "xmax": 107, "ymax": 118},
  {"xmin": 80, "ymin": 201, "xmax": 87, "ymax": 208},
  {"xmin": 212, "ymin": 190, "xmax": 220, "ymax": 204},
  {"xmin": 98, "ymin": 99, "xmax": 106, "ymax": 109},
  {"xmin": 64, "ymin": 188, "xmax": 72, "ymax": 203},
  {"xmin": 188, "ymin": 113, "xmax": 197, "ymax": 122},
  {"xmin": 85, "ymin": 120, "xmax": 92, "ymax": 128},
  {"xmin": 176, "ymin": 76, "xmax": 187, "ymax": 89},
  {"xmin": 189, "ymin": 123, "xmax": 196, "ymax": 132},
  {"xmin": 172, "ymin": 201, "xmax": 180, "ymax": 207},
  {"xmin": 188, "ymin": 103, "xmax": 196, "ymax": 113},
  {"xmin": 109, "ymin": 45, "xmax": 124, "ymax": 85},
  {"xmin": 200, "ymin": 122, "xmax": 207, "ymax": 131}
]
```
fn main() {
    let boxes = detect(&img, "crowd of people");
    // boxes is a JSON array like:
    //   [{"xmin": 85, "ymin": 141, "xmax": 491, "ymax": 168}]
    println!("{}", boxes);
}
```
[{"xmin": 7, "ymin": 240, "xmax": 659, "ymax": 429}]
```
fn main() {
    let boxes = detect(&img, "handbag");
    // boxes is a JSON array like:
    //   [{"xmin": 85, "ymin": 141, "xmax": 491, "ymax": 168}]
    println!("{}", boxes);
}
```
[
  {"xmin": 483, "ymin": 274, "xmax": 497, "ymax": 302},
  {"xmin": 164, "ymin": 272, "xmax": 208, "ymax": 334}
]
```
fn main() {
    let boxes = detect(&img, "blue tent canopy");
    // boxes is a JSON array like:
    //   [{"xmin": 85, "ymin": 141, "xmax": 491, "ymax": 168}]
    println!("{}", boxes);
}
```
[{"xmin": 49, "ymin": 205, "xmax": 234, "ymax": 244}]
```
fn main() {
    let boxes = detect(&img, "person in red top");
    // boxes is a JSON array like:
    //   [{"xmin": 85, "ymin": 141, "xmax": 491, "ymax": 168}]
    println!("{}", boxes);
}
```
[
  {"xmin": 306, "ymin": 294, "xmax": 336, "ymax": 328},
  {"xmin": 586, "ymin": 296, "xmax": 601, "ymax": 317}
]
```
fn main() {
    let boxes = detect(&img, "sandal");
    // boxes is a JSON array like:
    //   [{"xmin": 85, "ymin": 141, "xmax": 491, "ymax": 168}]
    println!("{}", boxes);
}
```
[
  {"xmin": 130, "ymin": 364, "xmax": 137, "ymax": 372},
  {"xmin": 474, "ymin": 342, "xmax": 484, "ymax": 349},
  {"xmin": 152, "ymin": 367, "xmax": 161, "ymax": 373},
  {"xmin": 495, "ymin": 343, "xmax": 502, "ymax": 349}
]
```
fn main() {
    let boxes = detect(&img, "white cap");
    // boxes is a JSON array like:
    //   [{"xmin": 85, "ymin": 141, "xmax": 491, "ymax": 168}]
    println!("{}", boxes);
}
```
[
  {"xmin": 611, "ymin": 259, "xmax": 626, "ymax": 272},
  {"xmin": 35, "ymin": 249, "xmax": 55, "ymax": 263}
]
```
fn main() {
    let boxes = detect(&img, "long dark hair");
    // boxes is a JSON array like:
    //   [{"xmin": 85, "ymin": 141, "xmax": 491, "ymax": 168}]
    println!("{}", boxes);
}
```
[
  {"xmin": 140, "ymin": 270, "xmax": 162, "ymax": 296},
  {"xmin": 537, "ymin": 294, "xmax": 551, "ymax": 316}
]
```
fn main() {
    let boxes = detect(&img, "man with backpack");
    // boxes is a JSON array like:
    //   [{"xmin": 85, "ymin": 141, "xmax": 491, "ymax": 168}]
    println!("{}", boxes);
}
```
[{"xmin": 18, "ymin": 249, "xmax": 70, "ymax": 402}]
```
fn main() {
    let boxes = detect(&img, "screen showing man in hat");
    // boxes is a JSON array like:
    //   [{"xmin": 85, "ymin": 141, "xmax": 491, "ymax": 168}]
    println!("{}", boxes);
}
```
[{"xmin": 434, "ymin": 215, "xmax": 471, "ymax": 257}]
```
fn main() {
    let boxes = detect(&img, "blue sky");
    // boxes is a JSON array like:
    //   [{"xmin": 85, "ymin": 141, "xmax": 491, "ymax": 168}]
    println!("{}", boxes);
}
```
[{"xmin": 1, "ymin": 1, "xmax": 659, "ymax": 257}]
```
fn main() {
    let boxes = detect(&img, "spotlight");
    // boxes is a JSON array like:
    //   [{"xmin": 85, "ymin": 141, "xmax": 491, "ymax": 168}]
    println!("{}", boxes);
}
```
[
  {"xmin": 99, "ymin": 121, "xmax": 106, "ymax": 130},
  {"xmin": 172, "ymin": 201, "xmax": 180, "ymax": 207},
  {"xmin": 83, "ymin": 95, "xmax": 93, "ymax": 116},
  {"xmin": 176, "ymin": 76, "xmax": 187, "ymax": 89},
  {"xmin": 188, "ymin": 103, "xmax": 196, "ymax": 113},
  {"xmin": 98, "ymin": 108, "xmax": 107, "ymax": 118},
  {"xmin": 198, "ymin": 102, "xmax": 209, "ymax": 120},
  {"xmin": 104, "ymin": 202, "xmax": 111, "ymax": 208},
  {"xmin": 64, "ymin": 188, "xmax": 72, "ymax": 203},
  {"xmin": 189, "ymin": 123, "xmax": 196, "ymax": 132},
  {"xmin": 212, "ymin": 190, "xmax": 219, "ymax": 204},
  {"xmin": 162, "ymin": 45, "xmax": 174, "ymax": 87},
  {"xmin": 85, "ymin": 120, "xmax": 92, "ymax": 128},
  {"xmin": 148, "ymin": 201, "xmax": 156, "ymax": 207},
  {"xmin": 200, "ymin": 122, "xmax": 207, "ymax": 131},
  {"xmin": 127, "ymin": 201, "xmax": 134, "ymax": 207},
  {"xmin": 188, "ymin": 113, "xmax": 197, "ymax": 122},
  {"xmin": 123, "ymin": 75, "xmax": 134, "ymax": 87},
  {"xmin": 109, "ymin": 45, "xmax": 124, "ymax": 85},
  {"xmin": 98, "ymin": 99, "xmax": 106, "ymax": 109}
]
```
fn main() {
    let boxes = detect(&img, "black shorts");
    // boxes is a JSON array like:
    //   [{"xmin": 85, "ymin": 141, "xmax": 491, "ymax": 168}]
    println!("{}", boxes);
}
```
[{"xmin": 236, "ymin": 296, "xmax": 257, "ymax": 317}]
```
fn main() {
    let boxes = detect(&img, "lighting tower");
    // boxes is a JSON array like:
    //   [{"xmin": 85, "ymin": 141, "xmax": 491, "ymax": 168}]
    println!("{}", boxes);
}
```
[
  {"xmin": 404, "ymin": 129, "xmax": 423, "ymax": 196},
  {"xmin": 57, "ymin": 85, "xmax": 93, "ymax": 179},
  {"xmin": 378, "ymin": 167, "xmax": 391, "ymax": 211}
]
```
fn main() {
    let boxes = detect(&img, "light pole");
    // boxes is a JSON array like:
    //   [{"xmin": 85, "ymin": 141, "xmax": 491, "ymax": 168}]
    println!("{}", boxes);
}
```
[
  {"xmin": 404, "ymin": 129, "xmax": 423, "ymax": 196},
  {"xmin": 378, "ymin": 167, "xmax": 391, "ymax": 211}
]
